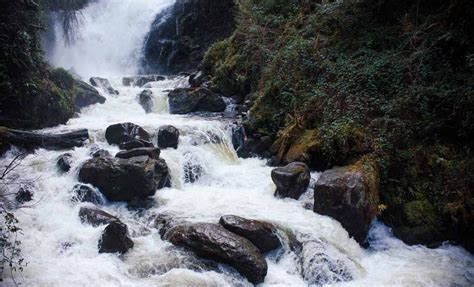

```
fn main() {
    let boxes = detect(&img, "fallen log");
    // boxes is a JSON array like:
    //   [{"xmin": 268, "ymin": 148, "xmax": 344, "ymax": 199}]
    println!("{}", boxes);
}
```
[{"xmin": 0, "ymin": 127, "xmax": 89, "ymax": 150}]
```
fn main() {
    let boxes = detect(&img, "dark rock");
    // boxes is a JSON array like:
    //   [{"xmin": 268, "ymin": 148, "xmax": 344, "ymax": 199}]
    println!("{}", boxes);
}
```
[
  {"xmin": 98, "ymin": 221, "xmax": 134, "ymax": 254},
  {"xmin": 122, "ymin": 75, "xmax": 166, "ymax": 87},
  {"xmin": 105, "ymin": 122, "xmax": 151, "ymax": 146},
  {"xmin": 219, "ymin": 215, "xmax": 281, "ymax": 253},
  {"xmin": 153, "ymin": 214, "xmax": 185, "ymax": 238},
  {"xmin": 127, "ymin": 197, "xmax": 157, "ymax": 211},
  {"xmin": 15, "ymin": 187, "xmax": 33, "ymax": 203},
  {"xmin": 157, "ymin": 125, "xmax": 179, "ymax": 149},
  {"xmin": 115, "ymin": 147, "xmax": 160, "ymax": 160},
  {"xmin": 73, "ymin": 80, "xmax": 106, "ymax": 112},
  {"xmin": 71, "ymin": 184, "xmax": 105, "ymax": 205},
  {"xmin": 118, "ymin": 139, "xmax": 154, "ymax": 150},
  {"xmin": 89, "ymin": 77, "xmax": 119, "ymax": 95},
  {"xmin": 313, "ymin": 166, "xmax": 379, "ymax": 244},
  {"xmin": 78, "ymin": 156, "xmax": 170, "ymax": 202},
  {"xmin": 139, "ymin": 89, "xmax": 154, "ymax": 113},
  {"xmin": 79, "ymin": 206, "xmax": 119, "ymax": 227},
  {"xmin": 0, "ymin": 128, "xmax": 89, "ymax": 150},
  {"xmin": 165, "ymin": 223, "xmax": 267, "ymax": 284},
  {"xmin": 237, "ymin": 135, "xmax": 273, "ymax": 158},
  {"xmin": 143, "ymin": 0, "xmax": 236, "ymax": 74},
  {"xmin": 183, "ymin": 152, "xmax": 203, "ymax": 183},
  {"xmin": 189, "ymin": 71, "xmax": 208, "ymax": 87},
  {"xmin": 92, "ymin": 149, "xmax": 110, "ymax": 158},
  {"xmin": 168, "ymin": 88, "xmax": 226, "ymax": 114},
  {"xmin": 57, "ymin": 153, "xmax": 73, "ymax": 172},
  {"xmin": 271, "ymin": 162, "xmax": 311, "ymax": 200}
]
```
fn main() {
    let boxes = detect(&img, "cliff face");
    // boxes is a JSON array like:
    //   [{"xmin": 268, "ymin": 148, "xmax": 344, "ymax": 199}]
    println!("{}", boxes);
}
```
[{"xmin": 142, "ymin": 0, "xmax": 235, "ymax": 74}]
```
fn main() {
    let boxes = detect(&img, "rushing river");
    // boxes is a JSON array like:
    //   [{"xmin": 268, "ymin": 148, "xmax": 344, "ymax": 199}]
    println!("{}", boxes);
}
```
[{"xmin": 1, "ymin": 0, "xmax": 473, "ymax": 286}]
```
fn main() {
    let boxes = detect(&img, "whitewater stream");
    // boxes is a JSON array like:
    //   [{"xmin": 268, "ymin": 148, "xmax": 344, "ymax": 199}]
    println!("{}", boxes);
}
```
[{"xmin": 1, "ymin": 0, "xmax": 473, "ymax": 286}]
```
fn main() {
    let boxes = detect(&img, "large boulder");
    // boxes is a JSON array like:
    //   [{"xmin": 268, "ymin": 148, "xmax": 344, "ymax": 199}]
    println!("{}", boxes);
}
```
[
  {"xmin": 143, "ymin": 0, "xmax": 236, "ymax": 74},
  {"xmin": 73, "ymin": 80, "xmax": 106, "ymax": 112},
  {"xmin": 115, "ymin": 147, "xmax": 160, "ymax": 160},
  {"xmin": 105, "ymin": 123, "xmax": 151, "ymax": 146},
  {"xmin": 165, "ymin": 223, "xmax": 267, "ymax": 284},
  {"xmin": 219, "ymin": 215, "xmax": 281, "ymax": 253},
  {"xmin": 271, "ymin": 162, "xmax": 311, "ymax": 200},
  {"xmin": 78, "ymin": 156, "xmax": 170, "ymax": 202},
  {"xmin": 98, "ymin": 221, "xmax": 134, "ymax": 254},
  {"xmin": 313, "ymin": 165, "xmax": 379, "ymax": 244},
  {"xmin": 168, "ymin": 88, "xmax": 226, "ymax": 114},
  {"xmin": 138, "ymin": 89, "xmax": 154, "ymax": 113},
  {"xmin": 79, "ymin": 206, "xmax": 119, "ymax": 227},
  {"xmin": 89, "ymin": 77, "xmax": 119, "ymax": 95},
  {"xmin": 157, "ymin": 125, "xmax": 179, "ymax": 149}
]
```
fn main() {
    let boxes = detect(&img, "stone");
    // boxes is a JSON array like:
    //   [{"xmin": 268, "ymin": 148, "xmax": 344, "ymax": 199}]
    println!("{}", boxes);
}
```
[
  {"xmin": 57, "ymin": 153, "xmax": 73, "ymax": 172},
  {"xmin": 118, "ymin": 139, "xmax": 154, "ymax": 150},
  {"xmin": 71, "ymin": 184, "xmax": 105, "ymax": 205},
  {"xmin": 157, "ymin": 125, "xmax": 179, "ymax": 149},
  {"xmin": 139, "ymin": 89, "xmax": 154, "ymax": 113},
  {"xmin": 15, "ymin": 187, "xmax": 33, "ymax": 203},
  {"xmin": 115, "ymin": 147, "xmax": 160, "ymax": 160},
  {"xmin": 73, "ymin": 80, "xmax": 106, "ymax": 112},
  {"xmin": 89, "ymin": 77, "xmax": 119, "ymax": 95},
  {"xmin": 98, "ymin": 221, "xmax": 134, "ymax": 254},
  {"xmin": 105, "ymin": 122, "xmax": 151, "ymax": 146},
  {"xmin": 79, "ymin": 206, "xmax": 119, "ymax": 227},
  {"xmin": 168, "ymin": 88, "xmax": 226, "ymax": 114},
  {"xmin": 271, "ymin": 162, "xmax": 311, "ymax": 200},
  {"xmin": 122, "ymin": 75, "xmax": 166, "ymax": 87}
]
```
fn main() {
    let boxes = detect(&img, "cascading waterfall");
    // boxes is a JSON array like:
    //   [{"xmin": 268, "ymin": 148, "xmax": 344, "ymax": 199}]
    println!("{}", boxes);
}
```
[{"xmin": 1, "ymin": 0, "xmax": 473, "ymax": 286}]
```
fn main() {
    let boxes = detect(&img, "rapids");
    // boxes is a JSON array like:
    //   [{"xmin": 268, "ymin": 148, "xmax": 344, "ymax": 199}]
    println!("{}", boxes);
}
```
[{"xmin": 1, "ymin": 0, "xmax": 473, "ymax": 286}]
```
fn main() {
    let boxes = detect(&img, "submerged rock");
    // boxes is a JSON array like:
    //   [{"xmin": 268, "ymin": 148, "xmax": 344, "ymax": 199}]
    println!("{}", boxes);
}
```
[
  {"xmin": 165, "ymin": 223, "xmax": 267, "ymax": 284},
  {"xmin": 168, "ymin": 88, "xmax": 226, "ymax": 114},
  {"xmin": 313, "ymin": 165, "xmax": 379, "ymax": 244},
  {"xmin": 78, "ymin": 156, "xmax": 170, "ymax": 202},
  {"xmin": 271, "ymin": 162, "xmax": 311, "ymax": 200},
  {"xmin": 98, "ymin": 221, "xmax": 134, "ymax": 254},
  {"xmin": 139, "ymin": 89, "xmax": 154, "ymax": 113},
  {"xmin": 105, "ymin": 122, "xmax": 151, "ymax": 146},
  {"xmin": 57, "ymin": 153, "xmax": 73, "ymax": 172},
  {"xmin": 89, "ymin": 77, "xmax": 119, "ymax": 95},
  {"xmin": 71, "ymin": 184, "xmax": 105, "ymax": 205},
  {"xmin": 79, "ymin": 206, "xmax": 119, "ymax": 227},
  {"xmin": 157, "ymin": 125, "xmax": 179, "ymax": 149},
  {"xmin": 219, "ymin": 215, "xmax": 281, "ymax": 253},
  {"xmin": 115, "ymin": 147, "xmax": 160, "ymax": 160}
]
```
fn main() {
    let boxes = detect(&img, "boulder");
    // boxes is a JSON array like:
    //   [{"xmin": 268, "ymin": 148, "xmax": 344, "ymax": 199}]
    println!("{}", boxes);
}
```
[
  {"xmin": 71, "ymin": 184, "xmax": 105, "ymax": 205},
  {"xmin": 15, "ymin": 187, "xmax": 33, "ymax": 204},
  {"xmin": 237, "ymin": 135, "xmax": 273, "ymax": 159},
  {"xmin": 73, "ymin": 80, "xmax": 106, "ymax": 112},
  {"xmin": 157, "ymin": 125, "xmax": 179, "ymax": 149},
  {"xmin": 92, "ymin": 149, "xmax": 111, "ymax": 158},
  {"xmin": 219, "ymin": 215, "xmax": 281, "ymax": 253},
  {"xmin": 98, "ymin": 221, "xmax": 134, "ymax": 254},
  {"xmin": 139, "ymin": 89, "xmax": 154, "ymax": 113},
  {"xmin": 189, "ymin": 71, "xmax": 208, "ymax": 87},
  {"xmin": 168, "ymin": 88, "xmax": 226, "ymax": 114},
  {"xmin": 119, "ymin": 139, "xmax": 154, "ymax": 150},
  {"xmin": 313, "ymin": 166, "xmax": 379, "ymax": 244},
  {"xmin": 89, "ymin": 77, "xmax": 119, "ymax": 95},
  {"xmin": 165, "ymin": 223, "xmax": 267, "ymax": 284},
  {"xmin": 105, "ymin": 123, "xmax": 151, "ymax": 146},
  {"xmin": 79, "ymin": 206, "xmax": 119, "ymax": 227},
  {"xmin": 115, "ymin": 147, "xmax": 160, "ymax": 160},
  {"xmin": 122, "ymin": 75, "xmax": 165, "ymax": 87},
  {"xmin": 57, "ymin": 153, "xmax": 73, "ymax": 172},
  {"xmin": 78, "ymin": 156, "xmax": 170, "ymax": 202},
  {"xmin": 271, "ymin": 162, "xmax": 311, "ymax": 200}
]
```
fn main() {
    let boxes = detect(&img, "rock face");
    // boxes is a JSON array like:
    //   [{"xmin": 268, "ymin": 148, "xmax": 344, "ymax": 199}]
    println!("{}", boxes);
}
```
[
  {"xmin": 78, "ymin": 156, "xmax": 170, "ymax": 202},
  {"xmin": 98, "ymin": 221, "xmax": 134, "ymax": 254},
  {"xmin": 313, "ymin": 166, "xmax": 379, "ymax": 244},
  {"xmin": 138, "ymin": 89, "xmax": 154, "ymax": 113},
  {"xmin": 105, "ymin": 123, "xmax": 151, "ymax": 146},
  {"xmin": 79, "ymin": 206, "xmax": 119, "ymax": 227},
  {"xmin": 115, "ymin": 147, "xmax": 160, "ymax": 160},
  {"xmin": 271, "ymin": 162, "xmax": 311, "ymax": 200},
  {"xmin": 157, "ymin": 125, "xmax": 179, "ymax": 149},
  {"xmin": 57, "ymin": 153, "xmax": 73, "ymax": 172},
  {"xmin": 165, "ymin": 223, "xmax": 267, "ymax": 284},
  {"xmin": 89, "ymin": 77, "xmax": 119, "ymax": 95},
  {"xmin": 71, "ymin": 184, "xmax": 105, "ymax": 205},
  {"xmin": 168, "ymin": 88, "xmax": 226, "ymax": 114},
  {"xmin": 73, "ymin": 80, "xmax": 106, "ymax": 112},
  {"xmin": 143, "ymin": 0, "xmax": 236, "ymax": 74},
  {"xmin": 219, "ymin": 215, "xmax": 281, "ymax": 253}
]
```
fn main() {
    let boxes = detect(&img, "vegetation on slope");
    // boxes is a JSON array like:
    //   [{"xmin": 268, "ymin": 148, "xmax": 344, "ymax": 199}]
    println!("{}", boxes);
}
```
[{"xmin": 203, "ymin": 0, "xmax": 474, "ymax": 251}]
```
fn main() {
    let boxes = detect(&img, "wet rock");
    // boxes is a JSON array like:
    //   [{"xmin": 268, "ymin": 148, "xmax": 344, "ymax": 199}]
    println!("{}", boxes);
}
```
[
  {"xmin": 237, "ymin": 135, "xmax": 273, "ymax": 158},
  {"xmin": 152, "ymin": 214, "xmax": 186, "ymax": 238},
  {"xmin": 15, "ymin": 187, "xmax": 33, "ymax": 203},
  {"xmin": 79, "ymin": 206, "xmax": 119, "ymax": 227},
  {"xmin": 271, "ymin": 162, "xmax": 310, "ymax": 200},
  {"xmin": 119, "ymin": 139, "xmax": 154, "ymax": 150},
  {"xmin": 165, "ymin": 223, "xmax": 267, "ymax": 284},
  {"xmin": 122, "ymin": 75, "xmax": 165, "ymax": 87},
  {"xmin": 78, "ymin": 156, "xmax": 171, "ymax": 202},
  {"xmin": 98, "ymin": 221, "xmax": 134, "ymax": 254},
  {"xmin": 71, "ymin": 184, "xmax": 105, "ymax": 205},
  {"xmin": 157, "ymin": 125, "xmax": 179, "ymax": 149},
  {"xmin": 105, "ymin": 122, "xmax": 151, "ymax": 146},
  {"xmin": 219, "ymin": 215, "xmax": 281, "ymax": 253},
  {"xmin": 183, "ymin": 152, "xmax": 203, "ymax": 183},
  {"xmin": 115, "ymin": 147, "xmax": 160, "ymax": 160},
  {"xmin": 73, "ymin": 80, "xmax": 106, "ymax": 112},
  {"xmin": 168, "ymin": 88, "xmax": 226, "ymax": 114},
  {"xmin": 57, "ymin": 153, "xmax": 73, "ymax": 172},
  {"xmin": 189, "ymin": 71, "xmax": 208, "ymax": 87},
  {"xmin": 127, "ymin": 197, "xmax": 157, "ymax": 211},
  {"xmin": 139, "ymin": 89, "xmax": 154, "ymax": 113},
  {"xmin": 92, "ymin": 149, "xmax": 111, "ymax": 158},
  {"xmin": 89, "ymin": 77, "xmax": 119, "ymax": 95},
  {"xmin": 313, "ymin": 166, "xmax": 379, "ymax": 244}
]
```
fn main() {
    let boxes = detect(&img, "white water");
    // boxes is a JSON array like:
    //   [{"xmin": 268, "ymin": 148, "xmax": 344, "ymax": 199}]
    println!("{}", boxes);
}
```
[{"xmin": 2, "ymin": 0, "xmax": 473, "ymax": 286}]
